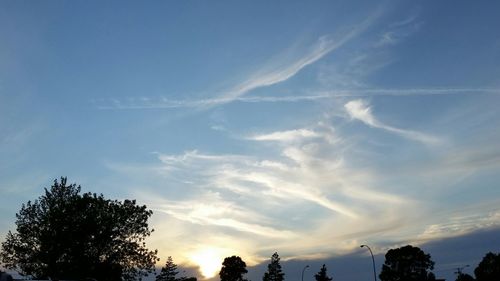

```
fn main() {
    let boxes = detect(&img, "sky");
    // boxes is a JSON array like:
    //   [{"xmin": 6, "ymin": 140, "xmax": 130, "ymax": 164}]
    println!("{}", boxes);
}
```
[{"xmin": 1, "ymin": 0, "xmax": 500, "ymax": 280}]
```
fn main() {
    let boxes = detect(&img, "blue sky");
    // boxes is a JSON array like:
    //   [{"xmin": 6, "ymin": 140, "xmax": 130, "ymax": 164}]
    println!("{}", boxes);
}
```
[{"xmin": 1, "ymin": 1, "xmax": 500, "ymax": 280}]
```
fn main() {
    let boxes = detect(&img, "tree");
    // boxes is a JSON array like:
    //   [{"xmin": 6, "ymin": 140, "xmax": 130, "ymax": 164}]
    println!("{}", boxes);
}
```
[
  {"xmin": 474, "ymin": 252, "xmax": 500, "ymax": 281},
  {"xmin": 0, "ymin": 177, "xmax": 158, "ymax": 281},
  {"xmin": 155, "ymin": 256, "xmax": 197, "ymax": 281},
  {"xmin": 219, "ymin": 256, "xmax": 248, "ymax": 281},
  {"xmin": 379, "ymin": 245, "xmax": 435, "ymax": 281},
  {"xmin": 157, "ymin": 256, "xmax": 179, "ymax": 281},
  {"xmin": 263, "ymin": 252, "xmax": 284, "ymax": 281},
  {"xmin": 315, "ymin": 264, "xmax": 333, "ymax": 281}
]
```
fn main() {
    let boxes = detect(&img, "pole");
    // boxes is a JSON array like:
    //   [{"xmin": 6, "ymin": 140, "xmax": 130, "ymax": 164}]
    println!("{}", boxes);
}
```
[
  {"xmin": 302, "ymin": 265, "xmax": 310, "ymax": 281},
  {"xmin": 361, "ymin": 245, "xmax": 377, "ymax": 281},
  {"xmin": 455, "ymin": 265, "xmax": 470, "ymax": 276}
]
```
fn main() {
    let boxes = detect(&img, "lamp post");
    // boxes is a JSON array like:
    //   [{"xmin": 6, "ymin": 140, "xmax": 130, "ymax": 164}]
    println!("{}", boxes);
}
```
[
  {"xmin": 455, "ymin": 265, "xmax": 470, "ymax": 276},
  {"xmin": 302, "ymin": 265, "xmax": 310, "ymax": 281},
  {"xmin": 361, "ymin": 245, "xmax": 377, "ymax": 281}
]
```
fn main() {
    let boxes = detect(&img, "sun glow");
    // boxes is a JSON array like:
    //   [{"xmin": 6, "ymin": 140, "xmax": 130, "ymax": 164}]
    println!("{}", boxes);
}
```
[{"xmin": 190, "ymin": 248, "xmax": 225, "ymax": 279}]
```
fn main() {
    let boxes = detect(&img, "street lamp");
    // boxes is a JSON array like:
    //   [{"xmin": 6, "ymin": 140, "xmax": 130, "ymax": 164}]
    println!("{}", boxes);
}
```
[
  {"xmin": 361, "ymin": 244, "xmax": 377, "ymax": 281},
  {"xmin": 455, "ymin": 265, "xmax": 470, "ymax": 276},
  {"xmin": 302, "ymin": 265, "xmax": 310, "ymax": 281}
]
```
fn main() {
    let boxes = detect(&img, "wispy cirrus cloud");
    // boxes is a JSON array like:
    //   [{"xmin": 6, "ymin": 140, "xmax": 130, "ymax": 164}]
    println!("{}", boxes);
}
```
[
  {"xmin": 249, "ymin": 129, "xmax": 321, "ymax": 143},
  {"xmin": 155, "ymin": 195, "xmax": 296, "ymax": 239},
  {"xmin": 94, "ymin": 88, "xmax": 500, "ymax": 110},
  {"xmin": 216, "ymin": 12, "xmax": 380, "ymax": 104},
  {"xmin": 375, "ymin": 13, "xmax": 423, "ymax": 47},
  {"xmin": 123, "ymin": 115, "xmax": 420, "ymax": 261},
  {"xmin": 94, "ymin": 12, "xmax": 380, "ymax": 111},
  {"xmin": 344, "ymin": 99, "xmax": 442, "ymax": 145},
  {"xmin": 107, "ymin": 98, "xmax": 500, "ymax": 271}
]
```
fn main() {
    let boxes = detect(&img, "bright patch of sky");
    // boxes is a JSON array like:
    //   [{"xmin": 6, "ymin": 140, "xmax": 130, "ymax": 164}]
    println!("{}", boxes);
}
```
[{"xmin": 1, "ymin": 0, "xmax": 500, "ymax": 279}]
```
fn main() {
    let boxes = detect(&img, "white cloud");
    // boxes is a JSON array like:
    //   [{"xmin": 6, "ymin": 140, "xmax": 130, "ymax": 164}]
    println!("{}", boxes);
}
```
[
  {"xmin": 375, "ymin": 13, "xmax": 423, "ymax": 47},
  {"xmin": 128, "ymin": 117, "xmax": 420, "ymax": 262},
  {"xmin": 107, "ymin": 97, "xmax": 500, "ymax": 272},
  {"xmin": 94, "ymin": 88, "xmax": 500, "ymax": 110},
  {"xmin": 344, "ymin": 99, "xmax": 442, "ymax": 145},
  {"xmin": 250, "ymin": 129, "xmax": 321, "ymax": 142},
  {"xmin": 94, "ymin": 13, "xmax": 381, "ymax": 111},
  {"xmin": 218, "ymin": 14, "xmax": 378, "ymax": 103}
]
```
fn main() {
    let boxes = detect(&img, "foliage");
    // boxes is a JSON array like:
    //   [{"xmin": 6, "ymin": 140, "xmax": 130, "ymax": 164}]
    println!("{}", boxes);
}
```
[
  {"xmin": 0, "ymin": 177, "xmax": 158, "ymax": 281},
  {"xmin": 263, "ymin": 252, "xmax": 284, "ymax": 281},
  {"xmin": 474, "ymin": 252, "xmax": 500, "ymax": 281},
  {"xmin": 314, "ymin": 264, "xmax": 332, "ymax": 281},
  {"xmin": 379, "ymin": 245, "xmax": 435, "ymax": 281},
  {"xmin": 156, "ymin": 256, "xmax": 179, "ymax": 281},
  {"xmin": 219, "ymin": 256, "xmax": 248, "ymax": 281}
]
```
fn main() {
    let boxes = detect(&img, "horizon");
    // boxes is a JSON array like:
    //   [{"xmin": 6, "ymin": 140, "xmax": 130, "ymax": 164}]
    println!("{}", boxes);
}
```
[{"xmin": 1, "ymin": 1, "xmax": 500, "ymax": 281}]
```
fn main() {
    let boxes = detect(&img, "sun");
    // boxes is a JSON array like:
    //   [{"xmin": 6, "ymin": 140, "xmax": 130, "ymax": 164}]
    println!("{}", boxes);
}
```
[{"xmin": 190, "ymin": 248, "xmax": 224, "ymax": 279}]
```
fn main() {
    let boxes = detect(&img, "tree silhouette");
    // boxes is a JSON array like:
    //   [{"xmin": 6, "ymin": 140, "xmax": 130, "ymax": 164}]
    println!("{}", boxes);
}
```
[
  {"xmin": 156, "ymin": 256, "xmax": 179, "ymax": 281},
  {"xmin": 263, "ymin": 252, "xmax": 284, "ymax": 281},
  {"xmin": 315, "ymin": 264, "xmax": 332, "ymax": 281},
  {"xmin": 0, "ymin": 177, "xmax": 158, "ymax": 281},
  {"xmin": 474, "ymin": 252, "xmax": 500, "ymax": 281},
  {"xmin": 219, "ymin": 256, "xmax": 248, "ymax": 281},
  {"xmin": 379, "ymin": 245, "xmax": 435, "ymax": 281},
  {"xmin": 155, "ymin": 256, "xmax": 197, "ymax": 281}
]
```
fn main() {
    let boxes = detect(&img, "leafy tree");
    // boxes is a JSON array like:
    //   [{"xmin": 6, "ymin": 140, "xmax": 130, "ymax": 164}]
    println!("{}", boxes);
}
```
[
  {"xmin": 157, "ymin": 256, "xmax": 179, "ymax": 281},
  {"xmin": 263, "ymin": 252, "xmax": 284, "ymax": 281},
  {"xmin": 0, "ymin": 177, "xmax": 158, "ymax": 281},
  {"xmin": 315, "ymin": 264, "xmax": 333, "ymax": 281},
  {"xmin": 219, "ymin": 256, "xmax": 248, "ymax": 281},
  {"xmin": 474, "ymin": 252, "xmax": 500, "ymax": 281},
  {"xmin": 379, "ymin": 245, "xmax": 435, "ymax": 281}
]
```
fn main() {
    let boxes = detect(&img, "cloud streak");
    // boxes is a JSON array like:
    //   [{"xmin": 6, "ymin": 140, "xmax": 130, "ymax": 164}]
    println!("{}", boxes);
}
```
[
  {"xmin": 94, "ymin": 88, "xmax": 500, "ymax": 110},
  {"xmin": 218, "ymin": 12, "xmax": 379, "ymax": 103},
  {"xmin": 344, "ymin": 99, "xmax": 442, "ymax": 145},
  {"xmin": 107, "ymin": 97, "xmax": 500, "ymax": 272},
  {"xmin": 125, "ymin": 115, "xmax": 427, "ymax": 261},
  {"xmin": 94, "ymin": 13, "xmax": 380, "ymax": 111},
  {"xmin": 249, "ymin": 129, "xmax": 321, "ymax": 142}
]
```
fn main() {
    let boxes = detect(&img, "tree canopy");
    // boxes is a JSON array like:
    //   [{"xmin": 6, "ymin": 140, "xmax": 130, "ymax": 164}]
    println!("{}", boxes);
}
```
[
  {"xmin": 379, "ymin": 245, "xmax": 435, "ymax": 281},
  {"xmin": 0, "ymin": 177, "xmax": 158, "ymax": 281},
  {"xmin": 219, "ymin": 256, "xmax": 248, "ymax": 281},
  {"xmin": 263, "ymin": 252, "xmax": 284, "ymax": 281},
  {"xmin": 474, "ymin": 252, "xmax": 500, "ymax": 281},
  {"xmin": 314, "ymin": 264, "xmax": 333, "ymax": 281}
]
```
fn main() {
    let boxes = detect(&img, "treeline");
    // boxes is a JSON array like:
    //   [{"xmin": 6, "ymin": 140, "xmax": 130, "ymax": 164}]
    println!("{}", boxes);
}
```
[
  {"xmin": 0, "ymin": 178, "xmax": 499, "ymax": 281},
  {"xmin": 157, "ymin": 253, "xmax": 333, "ymax": 281},
  {"xmin": 160, "ymin": 248, "xmax": 499, "ymax": 281}
]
